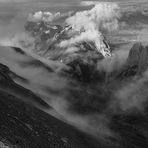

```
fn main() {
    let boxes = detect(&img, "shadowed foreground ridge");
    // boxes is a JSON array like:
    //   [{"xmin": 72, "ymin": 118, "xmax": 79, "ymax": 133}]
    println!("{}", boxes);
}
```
[{"xmin": 0, "ymin": 63, "xmax": 103, "ymax": 148}]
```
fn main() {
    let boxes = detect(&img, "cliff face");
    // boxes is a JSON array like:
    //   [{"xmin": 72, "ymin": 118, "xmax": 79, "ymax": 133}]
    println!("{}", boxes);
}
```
[
  {"xmin": 61, "ymin": 41, "xmax": 105, "ymax": 83},
  {"xmin": 118, "ymin": 42, "xmax": 148, "ymax": 78},
  {"xmin": 11, "ymin": 41, "xmax": 148, "ymax": 84},
  {"xmin": 24, "ymin": 20, "xmax": 111, "ymax": 83}
]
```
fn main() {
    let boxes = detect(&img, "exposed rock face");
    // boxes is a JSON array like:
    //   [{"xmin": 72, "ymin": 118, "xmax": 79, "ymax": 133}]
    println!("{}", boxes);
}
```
[
  {"xmin": 25, "ymin": 20, "xmax": 111, "ymax": 58},
  {"xmin": 25, "ymin": 21, "xmax": 64, "ymax": 56},
  {"xmin": 25, "ymin": 21, "xmax": 63, "ymax": 39},
  {"xmin": 0, "ymin": 64, "xmax": 13, "ymax": 82},
  {"xmin": 20, "ymin": 19, "xmax": 148, "ymax": 83},
  {"xmin": 118, "ymin": 42, "xmax": 148, "ymax": 78},
  {"xmin": 60, "ymin": 41, "xmax": 105, "ymax": 82},
  {"xmin": 25, "ymin": 20, "xmax": 111, "ymax": 82}
]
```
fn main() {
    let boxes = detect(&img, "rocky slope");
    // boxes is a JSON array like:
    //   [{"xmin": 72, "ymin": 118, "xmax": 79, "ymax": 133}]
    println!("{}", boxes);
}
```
[
  {"xmin": 1, "ymin": 42, "xmax": 148, "ymax": 148},
  {"xmin": 59, "ymin": 41, "xmax": 148, "ymax": 83},
  {"xmin": 118, "ymin": 42, "xmax": 148, "ymax": 79},
  {"xmin": 0, "ymin": 63, "xmax": 105, "ymax": 148},
  {"xmin": 24, "ymin": 19, "xmax": 111, "ymax": 83}
]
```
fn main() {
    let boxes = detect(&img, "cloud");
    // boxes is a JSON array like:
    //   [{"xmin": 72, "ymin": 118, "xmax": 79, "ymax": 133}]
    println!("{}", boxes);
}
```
[
  {"xmin": 28, "ymin": 11, "xmax": 61, "ymax": 22},
  {"xmin": 27, "ymin": 11, "xmax": 73, "ymax": 23},
  {"xmin": 59, "ymin": 2, "xmax": 121, "ymax": 57},
  {"xmin": 47, "ymin": 96, "xmax": 113, "ymax": 139},
  {"xmin": 97, "ymin": 48, "xmax": 129, "ymax": 73},
  {"xmin": 80, "ymin": 1, "xmax": 105, "ymax": 6},
  {"xmin": 113, "ymin": 68, "xmax": 148, "ymax": 113}
]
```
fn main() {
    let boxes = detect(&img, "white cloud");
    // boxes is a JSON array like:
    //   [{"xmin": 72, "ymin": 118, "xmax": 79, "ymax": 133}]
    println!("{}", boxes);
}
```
[
  {"xmin": 59, "ymin": 2, "xmax": 121, "ymax": 57},
  {"xmin": 80, "ymin": 1, "xmax": 102, "ymax": 6}
]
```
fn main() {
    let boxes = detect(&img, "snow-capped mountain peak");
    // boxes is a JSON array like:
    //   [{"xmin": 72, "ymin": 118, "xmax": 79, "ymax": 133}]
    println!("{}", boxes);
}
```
[{"xmin": 25, "ymin": 11, "xmax": 112, "ymax": 62}]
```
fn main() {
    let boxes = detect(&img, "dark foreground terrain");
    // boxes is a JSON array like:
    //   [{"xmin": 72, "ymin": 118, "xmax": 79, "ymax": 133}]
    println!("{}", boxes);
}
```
[{"xmin": 0, "ymin": 63, "xmax": 105, "ymax": 148}]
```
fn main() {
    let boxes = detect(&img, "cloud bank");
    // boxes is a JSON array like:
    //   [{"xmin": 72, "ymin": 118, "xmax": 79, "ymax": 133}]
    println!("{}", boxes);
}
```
[
  {"xmin": 80, "ymin": 1, "xmax": 104, "ymax": 6},
  {"xmin": 28, "ymin": 11, "xmax": 73, "ymax": 23},
  {"xmin": 59, "ymin": 2, "xmax": 121, "ymax": 57}
]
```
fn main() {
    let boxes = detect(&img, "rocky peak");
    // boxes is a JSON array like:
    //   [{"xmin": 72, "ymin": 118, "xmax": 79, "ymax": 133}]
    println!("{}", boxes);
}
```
[
  {"xmin": 118, "ymin": 42, "xmax": 148, "ymax": 78},
  {"xmin": 25, "ymin": 18, "xmax": 111, "ymax": 58},
  {"xmin": 25, "ymin": 21, "xmax": 63, "ymax": 40},
  {"xmin": 24, "ymin": 16, "xmax": 112, "ymax": 82},
  {"xmin": 126, "ymin": 42, "xmax": 144, "ymax": 67}
]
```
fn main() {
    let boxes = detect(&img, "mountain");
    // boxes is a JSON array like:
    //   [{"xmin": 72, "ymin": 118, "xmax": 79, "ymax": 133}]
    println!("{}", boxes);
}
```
[
  {"xmin": 118, "ymin": 42, "xmax": 148, "ymax": 78},
  {"xmin": 25, "ymin": 19, "xmax": 111, "ymax": 82},
  {"xmin": 24, "ymin": 21, "xmax": 64, "ymax": 56},
  {"xmin": 25, "ymin": 20, "xmax": 148, "ymax": 83},
  {"xmin": 21, "ymin": 17, "xmax": 148, "ymax": 83},
  {"xmin": 25, "ymin": 20, "xmax": 111, "ymax": 58},
  {"xmin": 0, "ymin": 63, "xmax": 104, "ymax": 148},
  {"xmin": 1, "ymin": 43, "xmax": 148, "ymax": 148}
]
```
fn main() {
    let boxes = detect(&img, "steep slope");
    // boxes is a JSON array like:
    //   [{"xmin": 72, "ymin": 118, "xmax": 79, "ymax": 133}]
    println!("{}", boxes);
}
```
[
  {"xmin": 0, "ymin": 63, "xmax": 104, "ymax": 148},
  {"xmin": 24, "ymin": 20, "xmax": 111, "ymax": 82},
  {"xmin": 118, "ymin": 42, "xmax": 148, "ymax": 78},
  {"xmin": 0, "ymin": 63, "xmax": 50, "ymax": 109}
]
